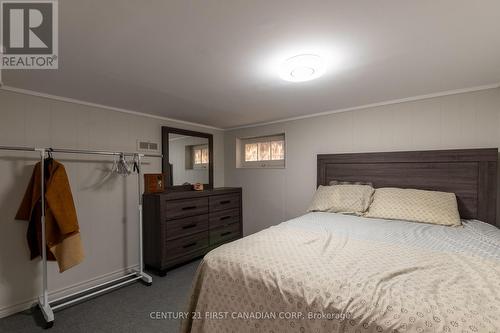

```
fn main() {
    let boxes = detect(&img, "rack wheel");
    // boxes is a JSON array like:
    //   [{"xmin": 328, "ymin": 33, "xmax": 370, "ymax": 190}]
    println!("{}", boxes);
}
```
[
  {"xmin": 37, "ymin": 303, "xmax": 54, "ymax": 329},
  {"xmin": 140, "ymin": 280, "xmax": 152, "ymax": 287}
]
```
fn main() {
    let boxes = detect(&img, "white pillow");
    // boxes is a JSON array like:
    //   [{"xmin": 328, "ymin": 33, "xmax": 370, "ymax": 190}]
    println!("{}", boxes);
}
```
[
  {"xmin": 365, "ymin": 188, "xmax": 461, "ymax": 226},
  {"xmin": 308, "ymin": 185, "xmax": 375, "ymax": 214}
]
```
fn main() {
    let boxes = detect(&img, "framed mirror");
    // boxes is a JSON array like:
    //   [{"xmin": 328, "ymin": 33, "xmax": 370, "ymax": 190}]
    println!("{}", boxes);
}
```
[{"xmin": 162, "ymin": 127, "xmax": 214, "ymax": 190}]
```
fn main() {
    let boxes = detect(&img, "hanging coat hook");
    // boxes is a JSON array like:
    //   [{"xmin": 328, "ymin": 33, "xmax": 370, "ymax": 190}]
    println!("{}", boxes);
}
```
[
  {"xmin": 115, "ymin": 153, "xmax": 131, "ymax": 176},
  {"xmin": 47, "ymin": 148, "xmax": 54, "ymax": 159},
  {"xmin": 133, "ymin": 154, "xmax": 140, "ymax": 174}
]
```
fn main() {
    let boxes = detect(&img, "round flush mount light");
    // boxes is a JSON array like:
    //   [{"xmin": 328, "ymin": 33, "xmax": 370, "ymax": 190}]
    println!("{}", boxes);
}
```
[{"xmin": 280, "ymin": 54, "xmax": 325, "ymax": 82}]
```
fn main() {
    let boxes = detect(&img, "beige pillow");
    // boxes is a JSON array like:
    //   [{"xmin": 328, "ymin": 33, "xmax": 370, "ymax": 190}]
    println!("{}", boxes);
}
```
[
  {"xmin": 307, "ymin": 185, "xmax": 374, "ymax": 214},
  {"xmin": 365, "ymin": 188, "xmax": 461, "ymax": 226}
]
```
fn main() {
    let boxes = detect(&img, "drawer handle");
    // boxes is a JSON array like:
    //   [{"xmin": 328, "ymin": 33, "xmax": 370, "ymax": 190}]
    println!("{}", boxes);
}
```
[
  {"xmin": 182, "ymin": 206, "xmax": 197, "ymax": 211},
  {"xmin": 221, "ymin": 231, "xmax": 232, "ymax": 237},
  {"xmin": 220, "ymin": 216, "xmax": 231, "ymax": 221},
  {"xmin": 183, "ymin": 242, "xmax": 197, "ymax": 249},
  {"xmin": 219, "ymin": 200, "xmax": 231, "ymax": 205},
  {"xmin": 182, "ymin": 224, "xmax": 197, "ymax": 229}
]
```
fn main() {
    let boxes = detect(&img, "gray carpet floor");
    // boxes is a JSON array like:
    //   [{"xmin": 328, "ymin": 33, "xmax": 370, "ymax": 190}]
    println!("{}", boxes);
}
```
[{"xmin": 0, "ymin": 260, "xmax": 201, "ymax": 333}]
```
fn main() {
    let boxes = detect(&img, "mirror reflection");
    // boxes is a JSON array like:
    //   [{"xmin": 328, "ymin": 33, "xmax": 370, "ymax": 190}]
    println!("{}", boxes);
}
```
[{"xmin": 168, "ymin": 133, "xmax": 209, "ymax": 185}]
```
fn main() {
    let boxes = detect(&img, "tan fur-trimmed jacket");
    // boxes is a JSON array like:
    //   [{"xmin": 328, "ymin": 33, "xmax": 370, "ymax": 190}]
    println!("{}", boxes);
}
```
[{"xmin": 16, "ymin": 160, "xmax": 84, "ymax": 272}]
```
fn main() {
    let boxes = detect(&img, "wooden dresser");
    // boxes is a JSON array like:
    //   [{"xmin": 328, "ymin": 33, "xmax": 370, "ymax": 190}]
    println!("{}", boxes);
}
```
[{"xmin": 143, "ymin": 187, "xmax": 242, "ymax": 276}]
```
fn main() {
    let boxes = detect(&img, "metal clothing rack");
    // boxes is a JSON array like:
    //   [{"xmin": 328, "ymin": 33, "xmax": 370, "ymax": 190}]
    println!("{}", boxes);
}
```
[{"xmin": 0, "ymin": 145, "xmax": 162, "ymax": 328}]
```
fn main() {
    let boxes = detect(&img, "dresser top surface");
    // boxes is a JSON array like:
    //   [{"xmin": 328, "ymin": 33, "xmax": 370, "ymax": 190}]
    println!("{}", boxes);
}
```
[{"xmin": 144, "ymin": 187, "xmax": 241, "ymax": 200}]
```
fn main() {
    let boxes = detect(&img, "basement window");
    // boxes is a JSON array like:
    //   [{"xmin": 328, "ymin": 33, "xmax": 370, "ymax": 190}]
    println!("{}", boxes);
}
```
[
  {"xmin": 237, "ymin": 134, "xmax": 285, "ymax": 168},
  {"xmin": 186, "ymin": 144, "xmax": 209, "ymax": 169}
]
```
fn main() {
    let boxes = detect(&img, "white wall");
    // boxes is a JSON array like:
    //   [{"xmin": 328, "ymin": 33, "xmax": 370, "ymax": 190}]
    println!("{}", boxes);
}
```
[
  {"xmin": 224, "ymin": 88, "xmax": 500, "ymax": 236},
  {"xmin": 0, "ymin": 89, "xmax": 224, "ymax": 317}
]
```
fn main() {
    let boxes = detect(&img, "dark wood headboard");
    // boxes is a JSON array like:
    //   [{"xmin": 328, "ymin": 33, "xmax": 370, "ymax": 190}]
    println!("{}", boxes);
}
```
[{"xmin": 317, "ymin": 149, "xmax": 498, "ymax": 226}]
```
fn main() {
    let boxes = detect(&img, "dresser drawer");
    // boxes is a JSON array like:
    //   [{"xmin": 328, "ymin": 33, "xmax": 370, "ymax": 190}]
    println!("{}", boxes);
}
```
[
  {"xmin": 166, "ymin": 231, "xmax": 208, "ymax": 260},
  {"xmin": 164, "ymin": 197, "xmax": 209, "ymax": 220},
  {"xmin": 209, "ymin": 223, "xmax": 240, "ymax": 246},
  {"xmin": 209, "ymin": 193, "xmax": 240, "ymax": 212},
  {"xmin": 166, "ymin": 214, "xmax": 208, "ymax": 241},
  {"xmin": 209, "ymin": 208, "xmax": 240, "ymax": 229}
]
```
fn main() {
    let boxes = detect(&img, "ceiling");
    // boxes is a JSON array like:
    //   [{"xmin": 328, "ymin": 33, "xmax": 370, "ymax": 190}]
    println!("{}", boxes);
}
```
[{"xmin": 3, "ymin": 0, "xmax": 500, "ymax": 129}]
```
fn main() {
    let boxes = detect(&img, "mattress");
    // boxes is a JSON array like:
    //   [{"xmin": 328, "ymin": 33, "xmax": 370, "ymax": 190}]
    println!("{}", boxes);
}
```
[{"xmin": 181, "ymin": 212, "xmax": 500, "ymax": 333}]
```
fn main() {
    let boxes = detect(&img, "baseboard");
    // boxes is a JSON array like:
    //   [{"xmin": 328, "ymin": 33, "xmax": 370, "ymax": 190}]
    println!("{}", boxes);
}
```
[{"xmin": 0, "ymin": 264, "xmax": 140, "ymax": 319}]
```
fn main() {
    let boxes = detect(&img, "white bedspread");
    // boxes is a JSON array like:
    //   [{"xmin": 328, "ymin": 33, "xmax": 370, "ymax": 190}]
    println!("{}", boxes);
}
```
[{"xmin": 182, "ymin": 213, "xmax": 500, "ymax": 333}]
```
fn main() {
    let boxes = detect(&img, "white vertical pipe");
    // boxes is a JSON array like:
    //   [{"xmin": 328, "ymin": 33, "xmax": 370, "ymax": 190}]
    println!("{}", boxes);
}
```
[
  {"xmin": 39, "ymin": 149, "xmax": 48, "ymax": 307},
  {"xmin": 137, "ymin": 154, "xmax": 144, "ymax": 274}
]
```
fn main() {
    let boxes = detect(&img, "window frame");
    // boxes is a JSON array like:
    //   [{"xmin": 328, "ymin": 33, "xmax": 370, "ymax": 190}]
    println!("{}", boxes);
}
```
[
  {"xmin": 237, "ymin": 134, "xmax": 286, "ymax": 169},
  {"xmin": 189, "ymin": 144, "xmax": 209, "ymax": 170}
]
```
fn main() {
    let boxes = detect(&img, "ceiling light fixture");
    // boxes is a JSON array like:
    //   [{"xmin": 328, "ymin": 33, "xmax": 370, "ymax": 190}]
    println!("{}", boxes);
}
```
[{"xmin": 280, "ymin": 54, "xmax": 324, "ymax": 82}]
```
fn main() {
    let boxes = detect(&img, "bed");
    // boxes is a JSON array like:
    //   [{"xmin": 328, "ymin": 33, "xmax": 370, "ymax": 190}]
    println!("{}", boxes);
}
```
[{"xmin": 181, "ymin": 149, "xmax": 499, "ymax": 333}]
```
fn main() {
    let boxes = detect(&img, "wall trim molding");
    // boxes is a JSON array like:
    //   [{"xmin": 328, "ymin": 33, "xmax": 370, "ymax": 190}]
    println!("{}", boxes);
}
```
[
  {"xmin": 0, "ymin": 264, "xmax": 139, "ymax": 319},
  {"xmin": 225, "ymin": 83, "xmax": 500, "ymax": 131},
  {"xmin": 0, "ymin": 85, "xmax": 224, "ymax": 131},
  {"xmin": 2, "ymin": 82, "xmax": 499, "ymax": 131}
]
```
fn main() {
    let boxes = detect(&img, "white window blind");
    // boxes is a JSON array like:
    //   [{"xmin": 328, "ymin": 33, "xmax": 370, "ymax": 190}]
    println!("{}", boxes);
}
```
[
  {"xmin": 238, "ymin": 134, "xmax": 285, "ymax": 168},
  {"xmin": 186, "ymin": 144, "xmax": 209, "ymax": 169}
]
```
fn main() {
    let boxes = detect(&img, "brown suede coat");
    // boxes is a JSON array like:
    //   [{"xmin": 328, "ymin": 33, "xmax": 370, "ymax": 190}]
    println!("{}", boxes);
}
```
[{"xmin": 16, "ymin": 160, "xmax": 84, "ymax": 272}]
